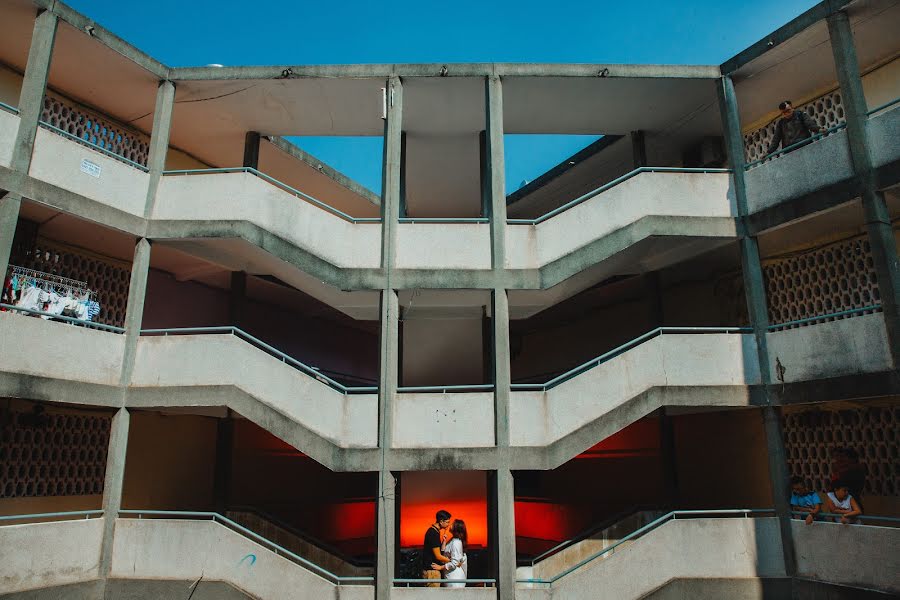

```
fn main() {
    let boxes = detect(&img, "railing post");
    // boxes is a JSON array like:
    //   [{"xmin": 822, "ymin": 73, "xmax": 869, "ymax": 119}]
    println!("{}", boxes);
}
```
[
  {"xmin": 827, "ymin": 11, "xmax": 900, "ymax": 365},
  {"xmin": 717, "ymin": 75, "xmax": 797, "ymax": 577}
]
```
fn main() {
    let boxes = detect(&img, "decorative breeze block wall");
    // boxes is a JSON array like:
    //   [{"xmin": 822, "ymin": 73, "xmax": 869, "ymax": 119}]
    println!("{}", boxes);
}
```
[
  {"xmin": 40, "ymin": 92, "xmax": 150, "ymax": 167},
  {"xmin": 762, "ymin": 235, "xmax": 880, "ymax": 328},
  {"xmin": 743, "ymin": 89, "xmax": 846, "ymax": 163},
  {"xmin": 0, "ymin": 407, "xmax": 111, "ymax": 498},
  {"xmin": 783, "ymin": 406, "xmax": 898, "ymax": 497}
]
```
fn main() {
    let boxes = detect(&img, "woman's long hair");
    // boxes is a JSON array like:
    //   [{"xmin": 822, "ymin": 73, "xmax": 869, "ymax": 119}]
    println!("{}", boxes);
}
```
[{"xmin": 451, "ymin": 519, "xmax": 468, "ymax": 545}]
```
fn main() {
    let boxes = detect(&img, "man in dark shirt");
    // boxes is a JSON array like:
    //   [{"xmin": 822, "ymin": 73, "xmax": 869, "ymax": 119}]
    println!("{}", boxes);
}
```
[
  {"xmin": 766, "ymin": 100, "xmax": 823, "ymax": 156},
  {"xmin": 421, "ymin": 510, "xmax": 452, "ymax": 586}
]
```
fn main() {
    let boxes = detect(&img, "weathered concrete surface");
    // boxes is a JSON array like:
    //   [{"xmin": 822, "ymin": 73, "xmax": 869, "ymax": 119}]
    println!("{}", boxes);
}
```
[
  {"xmin": 867, "ymin": 105, "xmax": 900, "ymax": 171},
  {"xmin": 0, "ymin": 519, "xmax": 102, "ymax": 594},
  {"xmin": 505, "ymin": 172, "xmax": 736, "ymax": 270},
  {"xmin": 110, "ymin": 518, "xmax": 373, "ymax": 600},
  {"xmin": 548, "ymin": 518, "xmax": 785, "ymax": 599},
  {"xmin": 0, "ymin": 580, "xmax": 103, "ymax": 600},
  {"xmin": 392, "ymin": 588, "xmax": 495, "ymax": 600},
  {"xmin": 510, "ymin": 333, "xmax": 760, "ymax": 447},
  {"xmin": 792, "ymin": 521, "xmax": 900, "ymax": 594},
  {"xmin": 766, "ymin": 313, "xmax": 892, "ymax": 384},
  {"xmin": 396, "ymin": 223, "xmax": 491, "ymax": 270},
  {"xmin": 28, "ymin": 128, "xmax": 150, "ymax": 217},
  {"xmin": 0, "ymin": 111, "xmax": 19, "ymax": 168},
  {"xmin": 0, "ymin": 313, "xmax": 124, "ymax": 386},
  {"xmin": 744, "ymin": 130, "xmax": 854, "ymax": 214},
  {"xmin": 639, "ymin": 577, "xmax": 792, "ymax": 600},
  {"xmin": 155, "ymin": 172, "xmax": 381, "ymax": 268},
  {"xmin": 130, "ymin": 334, "xmax": 378, "ymax": 448},
  {"xmin": 392, "ymin": 392, "xmax": 495, "ymax": 448}
]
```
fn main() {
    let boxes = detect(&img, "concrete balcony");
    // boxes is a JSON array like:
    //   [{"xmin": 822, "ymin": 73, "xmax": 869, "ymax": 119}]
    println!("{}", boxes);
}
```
[
  {"xmin": 868, "ymin": 101, "xmax": 900, "ymax": 171},
  {"xmin": 392, "ymin": 390, "xmax": 495, "ymax": 448},
  {"xmin": 396, "ymin": 221, "xmax": 492, "ymax": 271},
  {"xmin": 0, "ymin": 106, "xmax": 19, "ymax": 167}
]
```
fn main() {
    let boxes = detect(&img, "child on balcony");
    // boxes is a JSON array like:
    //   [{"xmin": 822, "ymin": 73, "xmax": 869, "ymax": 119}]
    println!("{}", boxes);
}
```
[{"xmin": 790, "ymin": 476, "xmax": 822, "ymax": 525}]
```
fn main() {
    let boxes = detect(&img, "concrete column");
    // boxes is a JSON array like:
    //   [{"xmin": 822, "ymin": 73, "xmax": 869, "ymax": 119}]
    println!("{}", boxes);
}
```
[
  {"xmin": 486, "ymin": 76, "xmax": 506, "ymax": 271},
  {"xmin": 630, "ymin": 130, "xmax": 648, "ymax": 169},
  {"xmin": 375, "ymin": 468, "xmax": 397, "ymax": 600},
  {"xmin": 0, "ymin": 194, "xmax": 23, "ymax": 283},
  {"xmin": 717, "ymin": 75, "xmax": 797, "ymax": 576},
  {"xmin": 98, "ymin": 407, "xmax": 131, "ymax": 578},
  {"xmin": 243, "ymin": 131, "xmax": 261, "ymax": 169},
  {"xmin": 11, "ymin": 9, "xmax": 58, "ymax": 173},
  {"xmin": 828, "ymin": 11, "xmax": 900, "ymax": 364},
  {"xmin": 381, "ymin": 76, "xmax": 403, "ymax": 271},
  {"xmin": 118, "ymin": 238, "xmax": 152, "ymax": 388},
  {"xmin": 492, "ymin": 288, "xmax": 511, "ymax": 448},
  {"xmin": 492, "ymin": 468, "xmax": 516, "ymax": 600},
  {"xmin": 142, "ymin": 80, "xmax": 176, "ymax": 218}
]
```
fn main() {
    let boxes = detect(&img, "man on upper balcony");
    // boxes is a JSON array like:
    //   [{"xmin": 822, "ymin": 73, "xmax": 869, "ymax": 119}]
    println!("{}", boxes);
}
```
[{"xmin": 766, "ymin": 100, "xmax": 823, "ymax": 156}]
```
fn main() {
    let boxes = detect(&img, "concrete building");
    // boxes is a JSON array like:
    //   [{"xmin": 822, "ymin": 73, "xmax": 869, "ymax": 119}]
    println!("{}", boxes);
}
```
[{"xmin": 0, "ymin": 0, "xmax": 898, "ymax": 598}]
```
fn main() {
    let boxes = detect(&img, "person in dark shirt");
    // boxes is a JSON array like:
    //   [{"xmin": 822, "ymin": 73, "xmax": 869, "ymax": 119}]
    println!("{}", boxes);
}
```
[
  {"xmin": 421, "ymin": 510, "xmax": 452, "ymax": 586},
  {"xmin": 766, "ymin": 100, "xmax": 823, "ymax": 156}
]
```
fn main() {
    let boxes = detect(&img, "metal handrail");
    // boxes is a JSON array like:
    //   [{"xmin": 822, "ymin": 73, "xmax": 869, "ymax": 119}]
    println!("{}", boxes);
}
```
[
  {"xmin": 118, "ymin": 510, "xmax": 373, "ymax": 584},
  {"xmin": 744, "ymin": 122, "xmax": 847, "ymax": 170},
  {"xmin": 0, "ymin": 303, "xmax": 125, "ymax": 333},
  {"xmin": 38, "ymin": 121, "xmax": 150, "ymax": 172},
  {"xmin": 0, "ymin": 101, "xmax": 18, "ymax": 115},
  {"xmin": 517, "ymin": 509, "xmax": 774, "ymax": 586},
  {"xmin": 767, "ymin": 305, "xmax": 882, "ymax": 331},
  {"xmin": 162, "ymin": 167, "xmax": 381, "ymax": 224},
  {"xmin": 0, "ymin": 510, "xmax": 103, "ymax": 523},
  {"xmin": 397, "ymin": 384, "xmax": 495, "ymax": 393},
  {"xmin": 866, "ymin": 96, "xmax": 900, "ymax": 116},
  {"xmin": 139, "ymin": 326, "xmax": 377, "ymax": 394},
  {"xmin": 507, "ymin": 167, "xmax": 732, "ymax": 226},
  {"xmin": 398, "ymin": 217, "xmax": 490, "ymax": 224},
  {"xmin": 393, "ymin": 579, "xmax": 496, "ymax": 586},
  {"xmin": 791, "ymin": 510, "xmax": 900, "ymax": 524},
  {"xmin": 510, "ymin": 327, "xmax": 752, "ymax": 392}
]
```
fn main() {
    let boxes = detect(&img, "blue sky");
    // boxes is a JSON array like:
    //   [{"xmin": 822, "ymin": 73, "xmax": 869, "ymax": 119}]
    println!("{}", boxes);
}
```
[{"xmin": 68, "ymin": 0, "xmax": 820, "ymax": 194}]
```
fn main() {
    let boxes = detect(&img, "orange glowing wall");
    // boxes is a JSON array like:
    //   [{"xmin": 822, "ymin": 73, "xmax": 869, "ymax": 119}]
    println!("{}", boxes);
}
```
[{"xmin": 400, "ymin": 471, "xmax": 488, "ymax": 548}]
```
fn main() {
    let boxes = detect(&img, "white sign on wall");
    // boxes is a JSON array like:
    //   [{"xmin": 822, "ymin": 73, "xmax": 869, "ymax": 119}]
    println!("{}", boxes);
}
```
[{"xmin": 80, "ymin": 158, "xmax": 101, "ymax": 178}]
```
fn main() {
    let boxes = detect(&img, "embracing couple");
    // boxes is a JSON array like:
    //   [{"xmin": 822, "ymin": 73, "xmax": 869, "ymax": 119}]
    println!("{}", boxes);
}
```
[{"xmin": 421, "ymin": 509, "xmax": 468, "ymax": 587}]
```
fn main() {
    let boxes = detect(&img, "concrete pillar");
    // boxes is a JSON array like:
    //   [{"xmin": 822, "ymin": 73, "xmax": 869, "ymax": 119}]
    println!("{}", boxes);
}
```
[
  {"xmin": 486, "ymin": 76, "xmax": 506, "ymax": 271},
  {"xmin": 11, "ymin": 9, "xmax": 58, "ymax": 173},
  {"xmin": 243, "ymin": 131, "xmax": 261, "ymax": 169},
  {"xmin": 828, "ymin": 11, "xmax": 900, "ymax": 364},
  {"xmin": 375, "ymin": 467, "xmax": 398, "ymax": 600},
  {"xmin": 0, "ymin": 194, "xmax": 23, "ymax": 284},
  {"xmin": 492, "ymin": 289, "xmax": 511, "ymax": 448},
  {"xmin": 717, "ymin": 75, "xmax": 797, "ymax": 576},
  {"xmin": 142, "ymin": 80, "xmax": 176, "ymax": 218},
  {"xmin": 98, "ymin": 407, "xmax": 131, "ymax": 578},
  {"xmin": 492, "ymin": 468, "xmax": 516, "ymax": 600},
  {"xmin": 118, "ymin": 238, "xmax": 152, "ymax": 387},
  {"xmin": 630, "ymin": 130, "xmax": 648, "ymax": 169},
  {"xmin": 381, "ymin": 76, "xmax": 403, "ymax": 271}
]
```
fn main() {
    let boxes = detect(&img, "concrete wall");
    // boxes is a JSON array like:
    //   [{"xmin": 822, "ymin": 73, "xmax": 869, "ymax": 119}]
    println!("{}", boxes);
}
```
[
  {"xmin": 392, "ymin": 392, "xmax": 494, "ymax": 448},
  {"xmin": 505, "ymin": 171, "xmax": 736, "ymax": 270},
  {"xmin": 0, "ymin": 63, "xmax": 23, "ymax": 108},
  {"xmin": 510, "ymin": 333, "xmax": 760, "ymax": 447},
  {"xmin": 392, "ymin": 589, "xmax": 495, "ymax": 600},
  {"xmin": 792, "ymin": 521, "xmax": 900, "ymax": 594},
  {"xmin": 130, "ymin": 334, "xmax": 378, "ymax": 448},
  {"xmin": 546, "ymin": 517, "xmax": 785, "ymax": 599},
  {"xmin": 396, "ymin": 223, "xmax": 491, "ymax": 270},
  {"xmin": 744, "ymin": 130, "xmax": 854, "ymax": 214},
  {"xmin": 0, "ymin": 518, "xmax": 102, "ymax": 594},
  {"xmin": 155, "ymin": 172, "xmax": 381, "ymax": 268},
  {"xmin": 109, "ymin": 518, "xmax": 371, "ymax": 600},
  {"xmin": 867, "ymin": 103, "xmax": 899, "ymax": 170},
  {"xmin": 0, "ymin": 109, "xmax": 19, "ymax": 167},
  {"xmin": 402, "ymin": 317, "xmax": 485, "ymax": 387},
  {"xmin": 766, "ymin": 313, "xmax": 892, "ymax": 383},
  {"xmin": 29, "ymin": 128, "xmax": 150, "ymax": 216},
  {"xmin": 0, "ymin": 312, "xmax": 124, "ymax": 386}
]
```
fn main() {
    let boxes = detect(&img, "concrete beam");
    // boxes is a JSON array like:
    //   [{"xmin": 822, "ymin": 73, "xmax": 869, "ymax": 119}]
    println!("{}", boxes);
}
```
[
  {"xmin": 828, "ymin": 11, "xmax": 900, "ymax": 365},
  {"xmin": 32, "ymin": 0, "xmax": 170, "ymax": 80},
  {"xmin": 169, "ymin": 63, "xmax": 721, "ymax": 82},
  {"xmin": 721, "ymin": 0, "xmax": 849, "ymax": 75},
  {"xmin": 98, "ymin": 407, "xmax": 130, "ymax": 580},
  {"xmin": 12, "ymin": 9, "xmax": 58, "ymax": 173},
  {"xmin": 265, "ymin": 136, "xmax": 381, "ymax": 207},
  {"xmin": 142, "ymin": 81, "xmax": 175, "ymax": 219}
]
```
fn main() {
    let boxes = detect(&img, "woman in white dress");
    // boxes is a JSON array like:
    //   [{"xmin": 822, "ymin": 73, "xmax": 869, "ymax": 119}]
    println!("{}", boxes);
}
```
[{"xmin": 432, "ymin": 519, "xmax": 468, "ymax": 587}]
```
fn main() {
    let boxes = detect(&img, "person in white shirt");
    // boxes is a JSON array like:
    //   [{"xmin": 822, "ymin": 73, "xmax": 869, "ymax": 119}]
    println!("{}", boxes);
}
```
[
  {"xmin": 432, "ymin": 519, "xmax": 468, "ymax": 588},
  {"xmin": 825, "ymin": 481, "xmax": 862, "ymax": 524}
]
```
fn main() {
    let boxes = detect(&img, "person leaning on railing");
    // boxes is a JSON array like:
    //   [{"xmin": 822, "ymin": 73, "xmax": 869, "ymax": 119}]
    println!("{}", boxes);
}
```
[
  {"xmin": 766, "ymin": 100, "xmax": 823, "ymax": 156},
  {"xmin": 790, "ymin": 476, "xmax": 822, "ymax": 525}
]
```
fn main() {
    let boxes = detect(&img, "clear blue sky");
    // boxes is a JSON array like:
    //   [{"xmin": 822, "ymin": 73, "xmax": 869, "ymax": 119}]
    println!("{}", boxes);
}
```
[{"xmin": 68, "ymin": 0, "xmax": 820, "ymax": 194}]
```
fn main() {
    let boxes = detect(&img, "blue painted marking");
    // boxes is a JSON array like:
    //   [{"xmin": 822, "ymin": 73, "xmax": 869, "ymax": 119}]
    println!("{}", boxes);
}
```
[{"xmin": 238, "ymin": 553, "xmax": 257, "ymax": 567}]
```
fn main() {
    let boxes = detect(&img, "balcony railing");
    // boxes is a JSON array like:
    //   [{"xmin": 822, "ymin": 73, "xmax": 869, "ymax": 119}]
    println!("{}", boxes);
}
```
[
  {"xmin": 38, "ymin": 120, "xmax": 150, "ymax": 172},
  {"xmin": 0, "ymin": 101, "xmax": 18, "ymax": 115},
  {"xmin": 0, "ymin": 303, "xmax": 125, "ymax": 333},
  {"xmin": 744, "ymin": 122, "xmax": 847, "ymax": 170},
  {"xmin": 766, "ymin": 305, "xmax": 882, "ymax": 332}
]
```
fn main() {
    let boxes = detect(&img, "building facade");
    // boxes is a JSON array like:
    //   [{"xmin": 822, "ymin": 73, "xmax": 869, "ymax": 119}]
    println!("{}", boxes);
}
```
[{"xmin": 0, "ymin": 0, "xmax": 898, "ymax": 598}]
